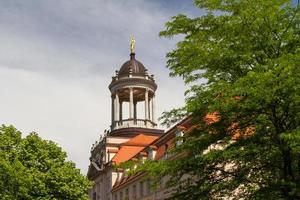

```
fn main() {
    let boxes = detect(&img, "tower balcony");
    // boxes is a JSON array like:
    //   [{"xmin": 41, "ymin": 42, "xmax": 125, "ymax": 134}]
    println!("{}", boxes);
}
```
[{"xmin": 111, "ymin": 118, "xmax": 157, "ymax": 131}]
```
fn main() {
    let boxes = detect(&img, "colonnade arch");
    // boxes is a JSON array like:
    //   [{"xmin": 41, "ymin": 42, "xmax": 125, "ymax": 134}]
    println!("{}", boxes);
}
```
[{"xmin": 111, "ymin": 87, "xmax": 156, "ymax": 130}]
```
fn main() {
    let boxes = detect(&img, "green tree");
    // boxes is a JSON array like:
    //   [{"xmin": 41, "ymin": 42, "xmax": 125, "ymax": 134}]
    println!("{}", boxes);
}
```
[
  {"xmin": 141, "ymin": 0, "xmax": 300, "ymax": 199},
  {"xmin": 0, "ymin": 125, "xmax": 92, "ymax": 200}
]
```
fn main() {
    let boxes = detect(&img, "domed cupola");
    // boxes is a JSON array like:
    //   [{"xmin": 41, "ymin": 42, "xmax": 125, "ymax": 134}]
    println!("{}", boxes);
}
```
[
  {"xmin": 108, "ymin": 36, "xmax": 158, "ymax": 134},
  {"xmin": 118, "ymin": 53, "xmax": 146, "ymax": 78}
]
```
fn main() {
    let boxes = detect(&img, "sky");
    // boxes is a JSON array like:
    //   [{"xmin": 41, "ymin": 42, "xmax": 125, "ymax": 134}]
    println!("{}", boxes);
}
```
[{"xmin": 0, "ymin": 0, "xmax": 200, "ymax": 174}]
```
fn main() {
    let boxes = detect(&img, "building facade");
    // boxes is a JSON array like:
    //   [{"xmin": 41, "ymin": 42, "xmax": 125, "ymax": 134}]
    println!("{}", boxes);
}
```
[{"xmin": 87, "ymin": 40, "xmax": 194, "ymax": 200}]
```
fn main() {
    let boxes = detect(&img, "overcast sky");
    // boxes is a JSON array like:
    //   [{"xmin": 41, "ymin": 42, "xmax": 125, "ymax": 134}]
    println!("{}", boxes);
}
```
[{"xmin": 0, "ymin": 0, "xmax": 202, "ymax": 174}]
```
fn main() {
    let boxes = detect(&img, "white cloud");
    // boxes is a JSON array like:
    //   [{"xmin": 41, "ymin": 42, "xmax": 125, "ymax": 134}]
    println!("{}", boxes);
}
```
[{"xmin": 0, "ymin": 0, "xmax": 198, "ymax": 174}]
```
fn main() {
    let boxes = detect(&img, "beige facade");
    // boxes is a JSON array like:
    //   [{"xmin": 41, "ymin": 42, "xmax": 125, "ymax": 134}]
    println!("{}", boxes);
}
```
[
  {"xmin": 111, "ymin": 173, "xmax": 173, "ymax": 200},
  {"xmin": 87, "ymin": 114, "xmax": 192, "ymax": 200}
]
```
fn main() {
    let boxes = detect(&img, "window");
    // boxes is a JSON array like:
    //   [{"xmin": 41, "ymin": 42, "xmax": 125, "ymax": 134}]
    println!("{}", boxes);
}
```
[
  {"xmin": 93, "ymin": 192, "xmax": 97, "ymax": 200},
  {"xmin": 146, "ymin": 179, "xmax": 151, "ymax": 195},
  {"xmin": 175, "ymin": 129, "xmax": 184, "ymax": 146},
  {"xmin": 148, "ymin": 148, "xmax": 153, "ymax": 159},
  {"xmin": 163, "ymin": 144, "xmax": 169, "ymax": 159},
  {"xmin": 125, "ymin": 188, "xmax": 129, "ymax": 199},
  {"xmin": 114, "ymin": 194, "xmax": 117, "ymax": 200},
  {"xmin": 165, "ymin": 144, "xmax": 169, "ymax": 151},
  {"xmin": 132, "ymin": 184, "xmax": 137, "ymax": 198},
  {"xmin": 120, "ymin": 191, "xmax": 123, "ymax": 200},
  {"xmin": 140, "ymin": 181, "xmax": 144, "ymax": 197}
]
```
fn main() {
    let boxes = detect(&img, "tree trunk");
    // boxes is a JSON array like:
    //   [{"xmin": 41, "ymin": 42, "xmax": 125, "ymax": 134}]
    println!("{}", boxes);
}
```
[{"xmin": 282, "ymin": 147, "xmax": 294, "ymax": 199}]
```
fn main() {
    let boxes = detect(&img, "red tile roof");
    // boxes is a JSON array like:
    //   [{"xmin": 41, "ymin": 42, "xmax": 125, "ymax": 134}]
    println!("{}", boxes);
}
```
[
  {"xmin": 112, "ymin": 134, "xmax": 159, "ymax": 165},
  {"xmin": 204, "ymin": 112, "xmax": 220, "ymax": 125},
  {"xmin": 112, "ymin": 146, "xmax": 145, "ymax": 164},
  {"xmin": 123, "ymin": 134, "xmax": 158, "ymax": 146}
]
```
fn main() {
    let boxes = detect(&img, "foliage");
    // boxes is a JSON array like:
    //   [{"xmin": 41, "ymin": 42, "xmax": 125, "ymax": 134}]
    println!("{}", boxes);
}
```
[
  {"xmin": 146, "ymin": 0, "xmax": 300, "ymax": 199},
  {"xmin": 159, "ymin": 107, "xmax": 188, "ymax": 128},
  {"xmin": 0, "ymin": 125, "xmax": 92, "ymax": 200}
]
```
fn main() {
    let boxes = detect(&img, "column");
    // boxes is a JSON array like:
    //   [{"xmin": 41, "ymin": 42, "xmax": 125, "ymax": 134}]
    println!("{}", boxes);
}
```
[
  {"xmin": 145, "ymin": 89, "xmax": 149, "ymax": 120},
  {"xmin": 151, "ymin": 95, "xmax": 155, "ymax": 123},
  {"xmin": 134, "ymin": 102, "xmax": 137, "ymax": 120},
  {"xmin": 111, "ymin": 95, "xmax": 115, "ymax": 126},
  {"xmin": 148, "ymin": 97, "xmax": 151, "ymax": 120},
  {"xmin": 129, "ymin": 87, "xmax": 134, "ymax": 119},
  {"xmin": 115, "ymin": 93, "xmax": 119, "ymax": 122}
]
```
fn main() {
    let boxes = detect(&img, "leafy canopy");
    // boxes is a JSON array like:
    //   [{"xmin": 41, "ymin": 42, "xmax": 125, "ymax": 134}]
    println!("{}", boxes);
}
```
[
  {"xmin": 0, "ymin": 125, "xmax": 92, "ymax": 200},
  {"xmin": 144, "ymin": 0, "xmax": 300, "ymax": 199}
]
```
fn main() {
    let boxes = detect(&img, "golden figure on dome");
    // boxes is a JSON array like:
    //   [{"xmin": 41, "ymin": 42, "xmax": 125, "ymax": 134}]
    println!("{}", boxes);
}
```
[{"xmin": 130, "ymin": 35, "xmax": 136, "ymax": 53}]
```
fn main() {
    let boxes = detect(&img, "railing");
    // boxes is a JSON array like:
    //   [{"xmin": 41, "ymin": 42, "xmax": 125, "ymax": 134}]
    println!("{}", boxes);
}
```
[{"xmin": 111, "ymin": 119, "xmax": 156, "ymax": 130}]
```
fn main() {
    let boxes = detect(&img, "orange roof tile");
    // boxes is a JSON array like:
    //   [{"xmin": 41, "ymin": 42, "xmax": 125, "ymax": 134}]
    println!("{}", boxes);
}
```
[
  {"xmin": 204, "ymin": 112, "xmax": 220, "ymax": 125},
  {"xmin": 123, "ymin": 134, "xmax": 158, "ymax": 146},
  {"xmin": 112, "ymin": 146, "xmax": 144, "ymax": 164},
  {"xmin": 112, "ymin": 134, "xmax": 159, "ymax": 164}
]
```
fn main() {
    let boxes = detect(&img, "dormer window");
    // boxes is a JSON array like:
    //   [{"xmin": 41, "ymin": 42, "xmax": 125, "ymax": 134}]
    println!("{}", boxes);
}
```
[
  {"xmin": 148, "ymin": 148, "xmax": 153, "ymax": 160},
  {"xmin": 175, "ymin": 129, "xmax": 184, "ymax": 146},
  {"xmin": 162, "ymin": 144, "xmax": 170, "ymax": 160},
  {"xmin": 165, "ymin": 144, "xmax": 169, "ymax": 151}
]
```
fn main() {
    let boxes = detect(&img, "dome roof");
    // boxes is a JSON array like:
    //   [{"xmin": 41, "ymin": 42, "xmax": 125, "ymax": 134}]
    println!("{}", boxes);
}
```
[{"xmin": 118, "ymin": 53, "xmax": 146, "ymax": 77}]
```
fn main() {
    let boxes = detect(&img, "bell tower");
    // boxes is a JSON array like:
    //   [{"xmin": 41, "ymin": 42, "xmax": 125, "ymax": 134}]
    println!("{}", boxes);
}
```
[
  {"xmin": 108, "ymin": 36, "xmax": 162, "ymax": 136},
  {"xmin": 87, "ymin": 37, "xmax": 164, "ymax": 199}
]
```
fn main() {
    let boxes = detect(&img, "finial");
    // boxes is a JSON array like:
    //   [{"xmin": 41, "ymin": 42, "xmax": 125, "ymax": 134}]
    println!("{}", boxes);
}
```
[{"xmin": 130, "ymin": 35, "xmax": 136, "ymax": 54}]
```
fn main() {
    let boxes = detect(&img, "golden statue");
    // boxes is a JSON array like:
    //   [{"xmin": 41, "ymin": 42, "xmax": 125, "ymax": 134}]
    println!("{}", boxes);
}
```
[{"xmin": 130, "ymin": 35, "xmax": 136, "ymax": 53}]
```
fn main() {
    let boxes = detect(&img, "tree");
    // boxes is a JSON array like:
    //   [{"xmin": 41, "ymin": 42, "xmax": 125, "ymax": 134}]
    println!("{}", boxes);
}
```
[
  {"xmin": 142, "ymin": 0, "xmax": 300, "ymax": 199},
  {"xmin": 0, "ymin": 125, "xmax": 92, "ymax": 200}
]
